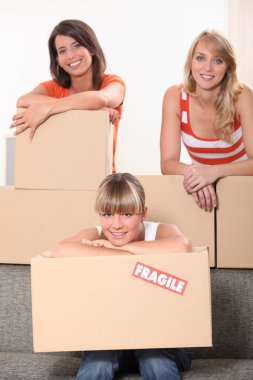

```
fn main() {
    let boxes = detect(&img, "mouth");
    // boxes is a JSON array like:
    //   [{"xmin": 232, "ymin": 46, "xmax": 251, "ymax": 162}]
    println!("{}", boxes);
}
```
[
  {"xmin": 69, "ymin": 60, "xmax": 82, "ymax": 68},
  {"xmin": 200, "ymin": 74, "xmax": 214, "ymax": 81},
  {"xmin": 110, "ymin": 231, "xmax": 127, "ymax": 239}
]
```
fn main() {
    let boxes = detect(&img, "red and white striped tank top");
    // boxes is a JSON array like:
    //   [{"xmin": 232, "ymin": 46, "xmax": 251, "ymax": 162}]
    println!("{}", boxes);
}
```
[{"xmin": 180, "ymin": 89, "xmax": 247, "ymax": 165}]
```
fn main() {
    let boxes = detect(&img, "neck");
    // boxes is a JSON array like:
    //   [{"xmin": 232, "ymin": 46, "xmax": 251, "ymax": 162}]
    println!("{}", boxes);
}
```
[
  {"xmin": 70, "ymin": 69, "xmax": 94, "ymax": 94},
  {"xmin": 194, "ymin": 86, "xmax": 220, "ymax": 107},
  {"xmin": 137, "ymin": 222, "xmax": 145, "ymax": 242}
]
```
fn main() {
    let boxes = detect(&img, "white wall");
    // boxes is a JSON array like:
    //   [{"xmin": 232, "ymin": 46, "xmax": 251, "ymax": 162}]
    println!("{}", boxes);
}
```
[
  {"xmin": 229, "ymin": 0, "xmax": 253, "ymax": 88},
  {"xmin": 0, "ymin": 0, "xmax": 229, "ymax": 184}
]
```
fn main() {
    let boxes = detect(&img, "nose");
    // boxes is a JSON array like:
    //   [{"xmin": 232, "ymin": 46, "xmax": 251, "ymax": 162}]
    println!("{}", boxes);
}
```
[
  {"xmin": 66, "ymin": 47, "xmax": 76, "ymax": 60},
  {"xmin": 112, "ymin": 214, "xmax": 124, "ymax": 229},
  {"xmin": 204, "ymin": 59, "xmax": 213, "ymax": 71}
]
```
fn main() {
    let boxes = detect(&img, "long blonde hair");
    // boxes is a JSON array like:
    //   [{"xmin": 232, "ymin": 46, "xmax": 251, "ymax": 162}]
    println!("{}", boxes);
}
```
[{"xmin": 183, "ymin": 29, "xmax": 241, "ymax": 142}]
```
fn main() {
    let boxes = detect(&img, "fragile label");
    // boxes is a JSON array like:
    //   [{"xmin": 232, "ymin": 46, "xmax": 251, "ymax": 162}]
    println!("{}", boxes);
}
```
[{"xmin": 132, "ymin": 262, "xmax": 188, "ymax": 296}]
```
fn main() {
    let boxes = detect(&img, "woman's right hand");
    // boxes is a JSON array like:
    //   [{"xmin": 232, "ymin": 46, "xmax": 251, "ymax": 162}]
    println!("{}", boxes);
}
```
[
  {"xmin": 191, "ymin": 184, "xmax": 217, "ymax": 212},
  {"xmin": 11, "ymin": 100, "xmax": 53, "ymax": 141}
]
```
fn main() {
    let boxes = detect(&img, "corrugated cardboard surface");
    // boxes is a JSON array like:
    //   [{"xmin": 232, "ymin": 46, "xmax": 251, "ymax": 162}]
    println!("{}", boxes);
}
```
[
  {"xmin": 31, "ymin": 249, "xmax": 212, "ymax": 352},
  {"xmin": 15, "ymin": 110, "xmax": 112, "ymax": 190},
  {"xmin": 216, "ymin": 176, "xmax": 253, "ymax": 268},
  {"xmin": 0, "ymin": 186, "xmax": 98, "ymax": 264},
  {"xmin": 137, "ymin": 175, "xmax": 215, "ymax": 267}
]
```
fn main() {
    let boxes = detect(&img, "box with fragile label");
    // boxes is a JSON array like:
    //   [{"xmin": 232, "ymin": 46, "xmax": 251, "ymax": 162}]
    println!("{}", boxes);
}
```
[{"xmin": 31, "ymin": 248, "xmax": 212, "ymax": 352}]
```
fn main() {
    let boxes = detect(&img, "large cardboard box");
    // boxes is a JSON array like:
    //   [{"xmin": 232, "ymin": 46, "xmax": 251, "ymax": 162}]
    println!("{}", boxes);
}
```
[
  {"xmin": 15, "ymin": 110, "xmax": 112, "ymax": 190},
  {"xmin": 216, "ymin": 176, "xmax": 253, "ymax": 268},
  {"xmin": 137, "ymin": 176, "xmax": 215, "ymax": 267},
  {"xmin": 0, "ymin": 186, "xmax": 98, "ymax": 264},
  {"xmin": 31, "ymin": 248, "xmax": 212, "ymax": 352}
]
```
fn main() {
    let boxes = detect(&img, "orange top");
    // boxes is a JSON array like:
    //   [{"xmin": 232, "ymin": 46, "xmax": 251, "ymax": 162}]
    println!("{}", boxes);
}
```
[{"xmin": 40, "ymin": 74, "xmax": 126, "ymax": 172}]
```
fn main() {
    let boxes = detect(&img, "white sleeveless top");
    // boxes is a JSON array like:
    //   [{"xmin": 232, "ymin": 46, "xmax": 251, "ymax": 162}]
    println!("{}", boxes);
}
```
[{"xmin": 96, "ymin": 221, "xmax": 159, "ymax": 241}]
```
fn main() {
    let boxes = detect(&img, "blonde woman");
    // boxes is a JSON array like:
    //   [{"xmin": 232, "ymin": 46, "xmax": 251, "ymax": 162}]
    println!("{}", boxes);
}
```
[
  {"xmin": 52, "ymin": 172, "xmax": 191, "ymax": 380},
  {"xmin": 160, "ymin": 29, "xmax": 253, "ymax": 211}
]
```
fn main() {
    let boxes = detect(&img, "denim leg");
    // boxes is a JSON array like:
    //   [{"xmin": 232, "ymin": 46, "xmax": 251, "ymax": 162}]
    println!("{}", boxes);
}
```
[
  {"xmin": 134, "ymin": 348, "xmax": 191, "ymax": 380},
  {"xmin": 76, "ymin": 350, "xmax": 120, "ymax": 380}
]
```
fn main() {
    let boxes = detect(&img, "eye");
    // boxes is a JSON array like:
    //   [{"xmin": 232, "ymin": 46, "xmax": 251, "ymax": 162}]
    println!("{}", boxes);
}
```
[
  {"xmin": 124, "ymin": 213, "xmax": 132, "ymax": 218},
  {"xmin": 196, "ymin": 55, "xmax": 205, "ymax": 61},
  {"xmin": 73, "ymin": 42, "xmax": 81, "ymax": 49},
  {"xmin": 103, "ymin": 213, "xmax": 113, "ymax": 218},
  {"xmin": 58, "ymin": 48, "xmax": 66, "ymax": 55},
  {"xmin": 214, "ymin": 58, "xmax": 223, "ymax": 65}
]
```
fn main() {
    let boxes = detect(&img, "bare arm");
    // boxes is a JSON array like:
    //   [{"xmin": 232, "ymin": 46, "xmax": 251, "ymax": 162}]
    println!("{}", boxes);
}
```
[
  {"xmin": 93, "ymin": 223, "xmax": 192, "ymax": 255},
  {"xmin": 160, "ymin": 85, "xmax": 189, "ymax": 174},
  {"xmin": 160, "ymin": 85, "xmax": 217, "ymax": 211},
  {"xmin": 184, "ymin": 85, "xmax": 253, "ymax": 193},
  {"xmin": 51, "ymin": 227, "xmax": 132, "ymax": 258},
  {"xmin": 52, "ymin": 223, "xmax": 192, "ymax": 258},
  {"xmin": 11, "ymin": 81, "xmax": 125, "ymax": 140},
  {"xmin": 122, "ymin": 223, "xmax": 191, "ymax": 254}
]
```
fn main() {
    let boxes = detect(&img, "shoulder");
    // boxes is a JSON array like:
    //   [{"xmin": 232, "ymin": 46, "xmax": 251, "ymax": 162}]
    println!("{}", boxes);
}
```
[
  {"xmin": 101, "ymin": 74, "xmax": 126, "ymax": 88},
  {"xmin": 163, "ymin": 85, "xmax": 182, "ymax": 105},
  {"xmin": 163, "ymin": 84, "xmax": 181, "ymax": 98},
  {"xmin": 40, "ymin": 80, "xmax": 67, "ymax": 97},
  {"xmin": 156, "ymin": 223, "xmax": 182, "ymax": 238},
  {"xmin": 236, "ymin": 83, "xmax": 253, "ymax": 116},
  {"xmin": 40, "ymin": 79, "xmax": 56, "ymax": 89},
  {"xmin": 162, "ymin": 85, "xmax": 182, "ymax": 115},
  {"xmin": 237, "ymin": 83, "xmax": 253, "ymax": 101},
  {"xmin": 67, "ymin": 227, "xmax": 100, "ymax": 242}
]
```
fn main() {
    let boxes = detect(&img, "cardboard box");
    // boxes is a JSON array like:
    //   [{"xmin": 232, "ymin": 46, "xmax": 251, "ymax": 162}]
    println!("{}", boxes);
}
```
[
  {"xmin": 137, "ymin": 176, "xmax": 215, "ymax": 267},
  {"xmin": 15, "ymin": 110, "xmax": 113, "ymax": 190},
  {"xmin": 31, "ymin": 248, "xmax": 212, "ymax": 352},
  {"xmin": 0, "ymin": 186, "xmax": 98, "ymax": 264},
  {"xmin": 216, "ymin": 176, "xmax": 253, "ymax": 268}
]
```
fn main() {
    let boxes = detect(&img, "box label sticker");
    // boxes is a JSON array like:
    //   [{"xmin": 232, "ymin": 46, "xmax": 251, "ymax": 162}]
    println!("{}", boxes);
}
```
[{"xmin": 132, "ymin": 262, "xmax": 188, "ymax": 295}]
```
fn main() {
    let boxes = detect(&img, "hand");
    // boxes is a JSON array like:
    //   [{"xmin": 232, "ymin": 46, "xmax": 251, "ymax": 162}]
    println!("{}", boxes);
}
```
[
  {"xmin": 90, "ymin": 239, "xmax": 116, "ymax": 249},
  {"xmin": 81, "ymin": 238, "xmax": 93, "ymax": 245},
  {"xmin": 183, "ymin": 164, "xmax": 220, "ymax": 192},
  {"xmin": 103, "ymin": 107, "xmax": 119, "ymax": 124},
  {"xmin": 191, "ymin": 184, "xmax": 217, "ymax": 211},
  {"xmin": 10, "ymin": 100, "xmax": 53, "ymax": 141}
]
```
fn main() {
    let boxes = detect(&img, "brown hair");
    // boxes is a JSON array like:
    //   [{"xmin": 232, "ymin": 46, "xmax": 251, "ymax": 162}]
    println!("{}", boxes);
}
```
[{"xmin": 48, "ymin": 19, "xmax": 106, "ymax": 90}]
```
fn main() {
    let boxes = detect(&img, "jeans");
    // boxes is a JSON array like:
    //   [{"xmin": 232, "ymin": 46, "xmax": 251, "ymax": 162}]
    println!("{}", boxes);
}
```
[{"xmin": 76, "ymin": 348, "xmax": 191, "ymax": 380}]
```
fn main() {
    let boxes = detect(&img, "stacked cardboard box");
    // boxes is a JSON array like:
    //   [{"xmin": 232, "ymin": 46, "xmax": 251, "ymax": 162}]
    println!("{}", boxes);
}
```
[
  {"xmin": 3, "ymin": 110, "xmax": 213, "ymax": 351},
  {"xmin": 137, "ymin": 175, "xmax": 215, "ymax": 267},
  {"xmin": 216, "ymin": 176, "xmax": 253, "ymax": 268},
  {"xmin": 0, "ymin": 110, "xmax": 112, "ymax": 264}
]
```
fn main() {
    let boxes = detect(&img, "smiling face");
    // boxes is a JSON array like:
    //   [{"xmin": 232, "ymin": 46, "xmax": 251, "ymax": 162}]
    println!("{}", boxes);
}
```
[
  {"xmin": 55, "ymin": 34, "xmax": 93, "ymax": 78},
  {"xmin": 99, "ymin": 210, "xmax": 147, "ymax": 247},
  {"xmin": 191, "ymin": 40, "xmax": 228, "ymax": 91}
]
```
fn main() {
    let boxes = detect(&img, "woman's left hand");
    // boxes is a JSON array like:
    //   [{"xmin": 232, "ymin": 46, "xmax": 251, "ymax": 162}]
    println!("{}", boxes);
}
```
[
  {"xmin": 191, "ymin": 184, "xmax": 217, "ymax": 211},
  {"xmin": 183, "ymin": 164, "xmax": 220, "ymax": 192},
  {"xmin": 102, "ymin": 107, "xmax": 119, "ymax": 124},
  {"xmin": 90, "ymin": 239, "xmax": 116, "ymax": 249},
  {"xmin": 10, "ymin": 100, "xmax": 53, "ymax": 141}
]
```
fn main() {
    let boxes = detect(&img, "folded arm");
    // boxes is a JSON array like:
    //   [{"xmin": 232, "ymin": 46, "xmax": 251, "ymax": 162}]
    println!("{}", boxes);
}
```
[
  {"xmin": 51, "ymin": 227, "xmax": 132, "ymax": 258},
  {"xmin": 11, "ymin": 81, "xmax": 125, "ymax": 140},
  {"xmin": 51, "ymin": 223, "xmax": 192, "ymax": 258}
]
